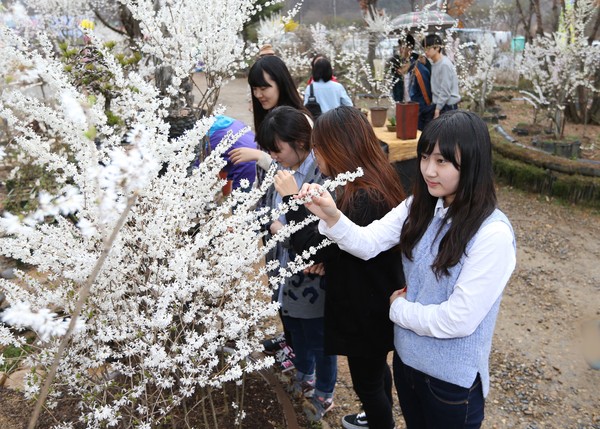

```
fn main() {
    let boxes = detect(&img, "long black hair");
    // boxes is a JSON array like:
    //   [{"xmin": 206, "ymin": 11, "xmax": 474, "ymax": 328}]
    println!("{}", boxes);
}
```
[
  {"xmin": 399, "ymin": 110, "xmax": 497, "ymax": 277},
  {"xmin": 248, "ymin": 56, "xmax": 307, "ymax": 133}
]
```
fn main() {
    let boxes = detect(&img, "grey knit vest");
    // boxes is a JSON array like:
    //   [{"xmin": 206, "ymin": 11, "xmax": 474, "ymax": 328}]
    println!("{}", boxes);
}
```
[{"xmin": 395, "ymin": 209, "xmax": 515, "ymax": 397}]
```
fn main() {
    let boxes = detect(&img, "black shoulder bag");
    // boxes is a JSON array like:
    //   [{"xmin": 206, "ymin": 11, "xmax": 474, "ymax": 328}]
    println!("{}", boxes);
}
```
[{"xmin": 304, "ymin": 84, "xmax": 322, "ymax": 119}]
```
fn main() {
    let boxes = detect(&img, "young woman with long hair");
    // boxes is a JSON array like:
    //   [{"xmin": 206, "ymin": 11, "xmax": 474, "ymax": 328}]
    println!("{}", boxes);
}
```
[
  {"xmin": 248, "ymin": 55, "xmax": 309, "ymax": 130},
  {"xmin": 297, "ymin": 110, "xmax": 516, "ymax": 429},
  {"xmin": 274, "ymin": 106, "xmax": 405, "ymax": 429},
  {"xmin": 304, "ymin": 56, "xmax": 352, "ymax": 113}
]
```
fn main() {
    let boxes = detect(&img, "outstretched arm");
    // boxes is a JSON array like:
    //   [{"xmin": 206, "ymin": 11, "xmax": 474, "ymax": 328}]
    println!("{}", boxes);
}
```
[
  {"xmin": 276, "ymin": 171, "xmax": 338, "ymax": 265},
  {"xmin": 298, "ymin": 183, "xmax": 410, "ymax": 260}
]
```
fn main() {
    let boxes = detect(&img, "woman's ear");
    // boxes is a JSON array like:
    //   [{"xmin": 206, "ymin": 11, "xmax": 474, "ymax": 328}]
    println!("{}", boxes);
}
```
[{"xmin": 297, "ymin": 140, "xmax": 309, "ymax": 153}]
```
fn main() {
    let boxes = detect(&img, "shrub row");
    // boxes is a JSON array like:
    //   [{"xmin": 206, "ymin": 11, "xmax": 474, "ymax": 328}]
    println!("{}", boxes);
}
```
[{"xmin": 491, "ymin": 133, "xmax": 600, "ymax": 208}]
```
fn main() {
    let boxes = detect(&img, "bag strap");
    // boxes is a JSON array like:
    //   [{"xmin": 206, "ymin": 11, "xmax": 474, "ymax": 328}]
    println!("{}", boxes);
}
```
[
  {"xmin": 413, "ymin": 66, "xmax": 431, "ymax": 106},
  {"xmin": 309, "ymin": 83, "xmax": 315, "ymax": 97}
]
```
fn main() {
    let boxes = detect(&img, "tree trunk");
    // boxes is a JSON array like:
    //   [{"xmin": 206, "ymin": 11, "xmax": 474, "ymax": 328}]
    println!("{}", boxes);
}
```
[
  {"xmin": 361, "ymin": 1, "xmax": 379, "ymax": 74},
  {"xmin": 549, "ymin": 0, "xmax": 561, "ymax": 33},
  {"xmin": 588, "ymin": 68, "xmax": 600, "ymax": 126},
  {"xmin": 120, "ymin": 4, "xmax": 143, "ymax": 40},
  {"xmin": 515, "ymin": 0, "xmax": 533, "ymax": 41},
  {"xmin": 588, "ymin": 4, "xmax": 600, "ymax": 45},
  {"xmin": 533, "ymin": 0, "xmax": 544, "ymax": 36}
]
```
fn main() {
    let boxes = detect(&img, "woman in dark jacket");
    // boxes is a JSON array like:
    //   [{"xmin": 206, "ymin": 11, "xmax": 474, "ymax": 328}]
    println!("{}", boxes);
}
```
[{"xmin": 274, "ymin": 106, "xmax": 406, "ymax": 429}]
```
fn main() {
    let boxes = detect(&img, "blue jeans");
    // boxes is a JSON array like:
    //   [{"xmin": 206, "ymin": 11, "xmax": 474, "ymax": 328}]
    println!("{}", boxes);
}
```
[
  {"xmin": 393, "ymin": 352, "xmax": 485, "ymax": 429},
  {"xmin": 282, "ymin": 316, "xmax": 337, "ymax": 398}
]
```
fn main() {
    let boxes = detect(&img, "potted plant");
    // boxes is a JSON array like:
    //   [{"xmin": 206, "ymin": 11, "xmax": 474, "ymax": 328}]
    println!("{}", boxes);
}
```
[
  {"xmin": 387, "ymin": 116, "xmax": 396, "ymax": 132},
  {"xmin": 366, "ymin": 63, "xmax": 395, "ymax": 127}
]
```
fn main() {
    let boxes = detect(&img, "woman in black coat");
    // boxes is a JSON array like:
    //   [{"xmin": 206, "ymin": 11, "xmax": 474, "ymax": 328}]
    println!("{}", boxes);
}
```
[{"xmin": 274, "ymin": 106, "xmax": 406, "ymax": 429}]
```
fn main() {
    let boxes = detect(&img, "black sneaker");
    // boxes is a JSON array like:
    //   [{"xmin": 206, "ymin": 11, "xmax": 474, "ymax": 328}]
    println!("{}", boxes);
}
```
[
  {"xmin": 262, "ymin": 333, "xmax": 286, "ymax": 355},
  {"xmin": 342, "ymin": 411, "xmax": 369, "ymax": 429}
]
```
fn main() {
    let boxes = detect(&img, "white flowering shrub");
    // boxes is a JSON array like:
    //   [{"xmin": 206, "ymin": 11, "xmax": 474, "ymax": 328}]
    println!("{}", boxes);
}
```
[
  {"xmin": 0, "ymin": 1, "xmax": 367, "ymax": 427},
  {"xmin": 336, "ymin": 50, "xmax": 394, "ymax": 108},
  {"xmin": 517, "ymin": 0, "xmax": 600, "ymax": 139},
  {"xmin": 0, "ymin": 28, "xmax": 279, "ymax": 426},
  {"xmin": 309, "ymin": 23, "xmax": 336, "ymax": 63},
  {"xmin": 453, "ymin": 35, "xmax": 499, "ymax": 115}
]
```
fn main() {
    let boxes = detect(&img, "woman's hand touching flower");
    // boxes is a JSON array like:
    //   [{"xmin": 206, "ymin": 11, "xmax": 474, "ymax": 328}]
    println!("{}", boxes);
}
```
[{"xmin": 296, "ymin": 183, "xmax": 341, "ymax": 227}]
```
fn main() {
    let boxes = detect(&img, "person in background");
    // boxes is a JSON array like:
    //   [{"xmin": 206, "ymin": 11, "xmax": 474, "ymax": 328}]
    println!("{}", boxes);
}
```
[
  {"xmin": 307, "ymin": 53, "xmax": 338, "ymax": 85},
  {"xmin": 233, "ymin": 55, "xmax": 312, "ymax": 192},
  {"xmin": 258, "ymin": 106, "xmax": 336, "ymax": 422},
  {"xmin": 206, "ymin": 115, "xmax": 257, "ymax": 196},
  {"xmin": 304, "ymin": 57, "xmax": 353, "ymax": 114},
  {"xmin": 388, "ymin": 34, "xmax": 434, "ymax": 131},
  {"xmin": 298, "ymin": 110, "xmax": 516, "ymax": 429},
  {"xmin": 423, "ymin": 34, "xmax": 461, "ymax": 120},
  {"xmin": 274, "ymin": 106, "xmax": 405, "ymax": 429},
  {"xmin": 245, "ymin": 55, "xmax": 310, "ymax": 134}
]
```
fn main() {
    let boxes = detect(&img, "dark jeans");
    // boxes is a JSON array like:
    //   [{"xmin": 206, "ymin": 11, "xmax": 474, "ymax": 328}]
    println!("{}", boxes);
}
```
[
  {"xmin": 418, "ymin": 104, "xmax": 435, "ymax": 131},
  {"xmin": 347, "ymin": 353, "xmax": 395, "ymax": 429},
  {"xmin": 282, "ymin": 316, "xmax": 337, "ymax": 397},
  {"xmin": 393, "ymin": 352, "xmax": 485, "ymax": 429}
]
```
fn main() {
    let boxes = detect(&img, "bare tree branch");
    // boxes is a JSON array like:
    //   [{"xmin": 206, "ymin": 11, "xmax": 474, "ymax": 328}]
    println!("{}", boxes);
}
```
[{"xmin": 93, "ymin": 9, "xmax": 127, "ymax": 36}]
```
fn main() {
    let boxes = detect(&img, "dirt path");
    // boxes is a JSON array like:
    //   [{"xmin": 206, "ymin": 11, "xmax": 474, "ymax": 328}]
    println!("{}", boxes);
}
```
[{"xmin": 484, "ymin": 186, "xmax": 600, "ymax": 428}]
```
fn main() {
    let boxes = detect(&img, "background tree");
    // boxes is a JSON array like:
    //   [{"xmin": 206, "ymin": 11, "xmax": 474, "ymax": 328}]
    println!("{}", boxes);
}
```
[
  {"xmin": 241, "ymin": 0, "xmax": 284, "ymax": 42},
  {"xmin": 357, "ymin": 0, "xmax": 379, "ymax": 70},
  {"xmin": 518, "ymin": 0, "xmax": 600, "ymax": 138}
]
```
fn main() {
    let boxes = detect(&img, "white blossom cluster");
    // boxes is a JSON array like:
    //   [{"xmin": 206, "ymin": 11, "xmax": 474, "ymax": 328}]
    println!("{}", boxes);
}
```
[
  {"xmin": 337, "ymin": 50, "xmax": 396, "ymax": 108},
  {"xmin": 363, "ymin": 7, "xmax": 394, "ymax": 35},
  {"xmin": 256, "ymin": 9, "xmax": 310, "ymax": 82},
  {"xmin": 309, "ymin": 23, "xmax": 336, "ymax": 65},
  {"xmin": 1, "ymin": 302, "xmax": 85, "ymax": 342},
  {"xmin": 0, "ymin": 3, "xmax": 357, "ymax": 427}
]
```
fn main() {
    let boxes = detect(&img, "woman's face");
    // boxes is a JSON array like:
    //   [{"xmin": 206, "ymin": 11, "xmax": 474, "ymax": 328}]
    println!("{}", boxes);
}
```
[
  {"xmin": 269, "ymin": 140, "xmax": 307, "ymax": 170},
  {"xmin": 252, "ymin": 71, "xmax": 280, "ymax": 110},
  {"xmin": 420, "ymin": 142, "xmax": 460, "ymax": 206}
]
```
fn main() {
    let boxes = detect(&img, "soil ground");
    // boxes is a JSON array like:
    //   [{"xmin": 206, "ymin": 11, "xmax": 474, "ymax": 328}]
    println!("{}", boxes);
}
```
[{"xmin": 1, "ymin": 78, "xmax": 600, "ymax": 428}]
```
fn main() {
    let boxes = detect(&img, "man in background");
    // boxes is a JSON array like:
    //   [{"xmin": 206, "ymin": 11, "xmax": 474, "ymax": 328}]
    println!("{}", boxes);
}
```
[{"xmin": 388, "ymin": 34, "xmax": 434, "ymax": 131}]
